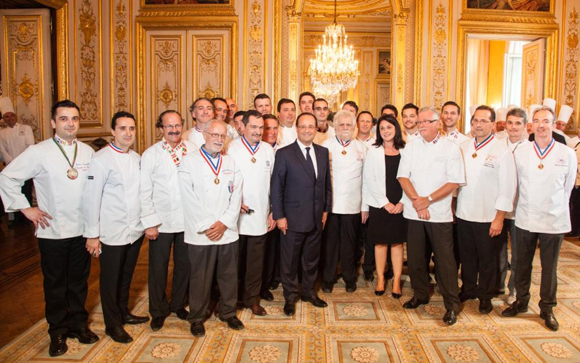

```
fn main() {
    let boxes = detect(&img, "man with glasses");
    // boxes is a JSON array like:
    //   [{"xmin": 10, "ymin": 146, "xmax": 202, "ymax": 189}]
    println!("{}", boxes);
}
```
[
  {"xmin": 141, "ymin": 110, "xmax": 197, "ymax": 331},
  {"xmin": 313, "ymin": 98, "xmax": 335, "ymax": 145},
  {"xmin": 179, "ymin": 120, "xmax": 244, "ymax": 337},
  {"xmin": 271, "ymin": 112, "xmax": 332, "ymax": 316},
  {"xmin": 398, "ymin": 106, "xmax": 465, "ymax": 325},
  {"xmin": 183, "ymin": 98, "xmax": 215, "ymax": 147}
]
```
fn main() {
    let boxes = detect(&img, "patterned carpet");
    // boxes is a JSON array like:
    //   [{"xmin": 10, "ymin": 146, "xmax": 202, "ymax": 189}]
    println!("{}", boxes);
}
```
[{"xmin": 2, "ymin": 241, "xmax": 580, "ymax": 362}]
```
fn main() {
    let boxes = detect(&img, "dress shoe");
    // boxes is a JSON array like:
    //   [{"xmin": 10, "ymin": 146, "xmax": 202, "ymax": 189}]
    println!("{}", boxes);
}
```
[
  {"xmin": 173, "ymin": 308, "xmax": 189, "ymax": 320},
  {"xmin": 67, "ymin": 327, "xmax": 99, "ymax": 344},
  {"xmin": 49, "ymin": 334, "xmax": 68, "ymax": 357},
  {"xmin": 190, "ymin": 322, "xmax": 205, "ymax": 337},
  {"xmin": 540, "ymin": 311, "xmax": 559, "ymax": 331},
  {"xmin": 479, "ymin": 299, "xmax": 493, "ymax": 314},
  {"xmin": 249, "ymin": 304, "xmax": 267, "ymax": 316},
  {"xmin": 364, "ymin": 272, "xmax": 374, "ymax": 282},
  {"xmin": 105, "ymin": 326, "xmax": 133, "ymax": 343},
  {"xmin": 123, "ymin": 313, "xmax": 150, "ymax": 325},
  {"xmin": 220, "ymin": 316, "xmax": 245, "ymax": 330},
  {"xmin": 261, "ymin": 289, "xmax": 274, "ymax": 301},
  {"xmin": 269, "ymin": 281, "xmax": 280, "ymax": 290},
  {"xmin": 403, "ymin": 297, "xmax": 429, "ymax": 309},
  {"xmin": 391, "ymin": 292, "xmax": 402, "ymax": 299},
  {"xmin": 459, "ymin": 292, "xmax": 476, "ymax": 303},
  {"xmin": 301, "ymin": 295, "xmax": 328, "ymax": 308},
  {"xmin": 150, "ymin": 316, "xmax": 166, "ymax": 331},
  {"xmin": 345, "ymin": 282, "xmax": 357, "ymax": 293},
  {"xmin": 502, "ymin": 301, "xmax": 528, "ymax": 317},
  {"xmin": 284, "ymin": 300, "xmax": 295, "ymax": 316},
  {"xmin": 443, "ymin": 310, "xmax": 458, "ymax": 325},
  {"xmin": 375, "ymin": 289, "xmax": 385, "ymax": 296},
  {"xmin": 322, "ymin": 281, "xmax": 334, "ymax": 293}
]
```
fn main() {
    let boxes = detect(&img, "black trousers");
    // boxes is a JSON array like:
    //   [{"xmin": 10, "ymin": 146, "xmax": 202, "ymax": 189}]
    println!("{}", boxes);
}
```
[
  {"xmin": 457, "ymin": 218, "xmax": 503, "ymax": 300},
  {"xmin": 359, "ymin": 223, "xmax": 376, "ymax": 274},
  {"xmin": 515, "ymin": 228, "xmax": 563, "ymax": 313},
  {"xmin": 570, "ymin": 187, "xmax": 580, "ymax": 235},
  {"xmin": 187, "ymin": 242, "xmax": 239, "ymax": 322},
  {"xmin": 323, "ymin": 213, "xmax": 361, "ymax": 284},
  {"xmin": 407, "ymin": 220, "xmax": 460, "ymax": 312},
  {"xmin": 37, "ymin": 236, "xmax": 90, "ymax": 337},
  {"xmin": 148, "ymin": 232, "xmax": 190, "ymax": 318},
  {"xmin": 262, "ymin": 228, "xmax": 281, "ymax": 290},
  {"xmin": 280, "ymin": 227, "xmax": 322, "ymax": 302},
  {"xmin": 100, "ymin": 236, "xmax": 144, "ymax": 328},
  {"xmin": 239, "ymin": 234, "xmax": 267, "ymax": 306}
]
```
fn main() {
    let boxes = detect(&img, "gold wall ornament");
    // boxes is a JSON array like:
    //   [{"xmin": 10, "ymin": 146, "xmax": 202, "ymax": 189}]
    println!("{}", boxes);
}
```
[
  {"xmin": 564, "ymin": 7, "xmax": 579, "ymax": 112},
  {"xmin": 201, "ymin": 83, "xmax": 216, "ymax": 99},
  {"xmin": 111, "ymin": 0, "xmax": 131, "ymax": 114},
  {"xmin": 56, "ymin": 4, "xmax": 68, "ymax": 99},
  {"xmin": 76, "ymin": 0, "xmax": 100, "ymax": 126},
  {"xmin": 158, "ymin": 82, "xmax": 175, "ymax": 107},
  {"xmin": 244, "ymin": 0, "xmax": 266, "ymax": 108},
  {"xmin": 430, "ymin": 3, "xmax": 448, "ymax": 110},
  {"xmin": 17, "ymin": 74, "xmax": 36, "ymax": 106},
  {"xmin": 196, "ymin": 37, "xmax": 224, "ymax": 100},
  {"xmin": 16, "ymin": 23, "xmax": 33, "ymax": 43}
]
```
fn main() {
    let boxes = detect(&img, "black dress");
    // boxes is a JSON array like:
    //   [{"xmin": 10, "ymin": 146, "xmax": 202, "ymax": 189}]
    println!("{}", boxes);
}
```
[{"xmin": 368, "ymin": 154, "xmax": 408, "ymax": 245}]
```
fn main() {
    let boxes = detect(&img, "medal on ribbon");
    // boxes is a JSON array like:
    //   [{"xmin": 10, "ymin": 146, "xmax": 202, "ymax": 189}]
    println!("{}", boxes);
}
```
[
  {"xmin": 200, "ymin": 146, "xmax": 222, "ymax": 184},
  {"xmin": 53, "ymin": 137, "xmax": 79, "ymax": 180},
  {"xmin": 162, "ymin": 140, "xmax": 187, "ymax": 167},
  {"xmin": 472, "ymin": 134, "xmax": 494, "ymax": 158},
  {"xmin": 241, "ymin": 135, "xmax": 260, "ymax": 163},
  {"xmin": 534, "ymin": 138, "xmax": 555, "ymax": 170},
  {"xmin": 336, "ymin": 136, "xmax": 351, "ymax": 155}
]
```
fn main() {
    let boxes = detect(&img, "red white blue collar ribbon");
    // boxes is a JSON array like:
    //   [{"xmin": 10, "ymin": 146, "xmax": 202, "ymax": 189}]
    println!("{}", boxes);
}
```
[
  {"xmin": 194, "ymin": 125, "xmax": 202, "ymax": 133},
  {"xmin": 336, "ymin": 136, "xmax": 351, "ymax": 148},
  {"xmin": 534, "ymin": 138, "xmax": 555, "ymax": 161},
  {"xmin": 241, "ymin": 135, "xmax": 260, "ymax": 156},
  {"xmin": 109, "ymin": 141, "xmax": 127, "ymax": 153},
  {"xmin": 200, "ymin": 146, "xmax": 222, "ymax": 177},
  {"xmin": 474, "ymin": 134, "xmax": 494, "ymax": 152}
]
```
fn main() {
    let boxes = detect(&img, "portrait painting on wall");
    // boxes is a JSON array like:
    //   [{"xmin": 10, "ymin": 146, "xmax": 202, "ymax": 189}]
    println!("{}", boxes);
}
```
[
  {"xmin": 144, "ymin": 0, "xmax": 230, "ymax": 4},
  {"xmin": 466, "ymin": 0, "xmax": 550, "ymax": 12},
  {"xmin": 378, "ymin": 51, "xmax": 391, "ymax": 76}
]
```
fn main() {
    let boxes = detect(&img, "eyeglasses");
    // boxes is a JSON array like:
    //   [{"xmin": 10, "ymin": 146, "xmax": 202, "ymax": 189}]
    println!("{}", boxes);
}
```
[
  {"xmin": 205, "ymin": 132, "xmax": 227, "ymax": 140},
  {"xmin": 296, "ymin": 125, "xmax": 317, "ymax": 130},
  {"xmin": 415, "ymin": 119, "xmax": 438, "ymax": 125},
  {"xmin": 162, "ymin": 124, "xmax": 182, "ymax": 130}
]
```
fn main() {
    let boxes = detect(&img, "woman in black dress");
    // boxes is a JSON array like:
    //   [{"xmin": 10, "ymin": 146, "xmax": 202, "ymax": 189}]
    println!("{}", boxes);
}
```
[{"xmin": 362, "ymin": 115, "xmax": 407, "ymax": 297}]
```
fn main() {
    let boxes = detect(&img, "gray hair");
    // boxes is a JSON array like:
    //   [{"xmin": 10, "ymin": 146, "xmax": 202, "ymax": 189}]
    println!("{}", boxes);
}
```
[
  {"xmin": 532, "ymin": 106, "xmax": 556, "ymax": 124},
  {"xmin": 203, "ymin": 119, "xmax": 227, "ymax": 132},
  {"xmin": 506, "ymin": 107, "xmax": 528, "ymax": 124},
  {"xmin": 333, "ymin": 109, "xmax": 356, "ymax": 126},
  {"xmin": 418, "ymin": 106, "xmax": 440, "ymax": 120}
]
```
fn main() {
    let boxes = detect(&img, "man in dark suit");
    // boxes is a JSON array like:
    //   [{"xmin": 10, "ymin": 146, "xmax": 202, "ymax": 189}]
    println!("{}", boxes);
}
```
[{"xmin": 271, "ymin": 112, "xmax": 332, "ymax": 316}]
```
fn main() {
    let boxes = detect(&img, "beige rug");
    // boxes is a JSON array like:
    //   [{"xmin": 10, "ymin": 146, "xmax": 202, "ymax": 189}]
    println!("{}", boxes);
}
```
[{"xmin": 2, "ymin": 241, "xmax": 580, "ymax": 362}]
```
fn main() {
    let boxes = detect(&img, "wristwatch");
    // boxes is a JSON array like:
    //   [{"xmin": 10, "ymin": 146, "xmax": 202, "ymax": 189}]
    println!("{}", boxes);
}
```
[{"xmin": 428, "ymin": 195, "xmax": 434, "ymax": 204}]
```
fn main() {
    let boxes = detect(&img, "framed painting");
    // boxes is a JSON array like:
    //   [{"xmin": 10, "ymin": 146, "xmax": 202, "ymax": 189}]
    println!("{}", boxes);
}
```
[
  {"xmin": 377, "ymin": 50, "xmax": 391, "ymax": 78},
  {"xmin": 144, "ymin": 0, "xmax": 230, "ymax": 4},
  {"xmin": 466, "ymin": 0, "xmax": 550, "ymax": 12},
  {"xmin": 462, "ymin": 0, "xmax": 555, "ymax": 20}
]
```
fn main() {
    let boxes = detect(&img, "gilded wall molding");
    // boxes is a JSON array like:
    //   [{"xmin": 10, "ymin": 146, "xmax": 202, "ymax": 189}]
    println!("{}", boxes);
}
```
[
  {"xmin": 392, "ymin": 8, "xmax": 409, "ymax": 111},
  {"xmin": 56, "ymin": 4, "xmax": 69, "ymax": 99},
  {"xmin": 563, "ymin": 7, "xmax": 579, "ymax": 128},
  {"xmin": 111, "ymin": 0, "xmax": 131, "ymax": 113},
  {"xmin": 404, "ymin": 0, "xmax": 415, "ymax": 103},
  {"xmin": 414, "ymin": 0, "xmax": 423, "ymax": 105},
  {"xmin": 196, "ymin": 36, "xmax": 225, "ymax": 100},
  {"xmin": 429, "ymin": 2, "xmax": 447, "ymax": 109},
  {"xmin": 243, "ymin": 0, "xmax": 266, "ymax": 109},
  {"xmin": 286, "ymin": 7, "xmax": 301, "ymax": 102}
]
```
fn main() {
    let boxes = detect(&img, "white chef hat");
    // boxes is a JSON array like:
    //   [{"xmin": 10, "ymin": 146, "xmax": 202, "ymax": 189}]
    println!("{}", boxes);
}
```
[
  {"xmin": 543, "ymin": 98, "xmax": 557, "ymax": 112},
  {"xmin": 0, "ymin": 97, "xmax": 15, "ymax": 115},
  {"xmin": 507, "ymin": 104, "xmax": 518, "ymax": 111},
  {"xmin": 469, "ymin": 105, "xmax": 479, "ymax": 116},
  {"xmin": 529, "ymin": 104, "xmax": 542, "ymax": 118},
  {"xmin": 558, "ymin": 105, "xmax": 573, "ymax": 123},
  {"xmin": 496, "ymin": 107, "xmax": 508, "ymax": 122}
]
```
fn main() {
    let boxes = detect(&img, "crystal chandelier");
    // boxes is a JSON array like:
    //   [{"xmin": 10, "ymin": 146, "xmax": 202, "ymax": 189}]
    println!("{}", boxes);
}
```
[{"xmin": 308, "ymin": 0, "xmax": 360, "ymax": 104}]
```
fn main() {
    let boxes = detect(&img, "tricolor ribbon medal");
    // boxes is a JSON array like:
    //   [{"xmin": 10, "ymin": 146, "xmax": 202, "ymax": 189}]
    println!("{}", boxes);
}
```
[
  {"xmin": 336, "ymin": 136, "xmax": 351, "ymax": 155},
  {"xmin": 241, "ymin": 135, "xmax": 260, "ymax": 163},
  {"xmin": 228, "ymin": 180, "xmax": 234, "ymax": 193},
  {"xmin": 200, "ymin": 147, "xmax": 222, "ymax": 184},
  {"xmin": 472, "ymin": 134, "xmax": 494, "ymax": 158},
  {"xmin": 534, "ymin": 138, "xmax": 555, "ymax": 170}
]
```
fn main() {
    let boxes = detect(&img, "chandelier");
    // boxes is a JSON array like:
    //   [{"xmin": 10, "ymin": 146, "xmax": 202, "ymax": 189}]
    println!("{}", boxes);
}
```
[{"xmin": 308, "ymin": 0, "xmax": 360, "ymax": 105}]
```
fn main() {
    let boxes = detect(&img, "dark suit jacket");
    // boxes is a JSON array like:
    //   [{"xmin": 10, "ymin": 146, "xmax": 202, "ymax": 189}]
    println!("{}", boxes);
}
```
[
  {"xmin": 528, "ymin": 131, "xmax": 567, "ymax": 145},
  {"xmin": 270, "ymin": 141, "xmax": 332, "ymax": 233}
]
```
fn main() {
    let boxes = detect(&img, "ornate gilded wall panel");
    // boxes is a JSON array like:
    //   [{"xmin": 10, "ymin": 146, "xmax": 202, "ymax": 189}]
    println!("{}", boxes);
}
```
[
  {"xmin": 244, "ymin": 0, "xmax": 266, "ymax": 109},
  {"xmin": 110, "ymin": 0, "xmax": 131, "ymax": 113},
  {"xmin": 405, "ymin": 0, "xmax": 416, "ymax": 103},
  {"xmin": 1, "ymin": 13, "xmax": 50, "ymax": 141},
  {"xmin": 428, "ymin": 2, "xmax": 449, "ymax": 109},
  {"xmin": 376, "ymin": 80, "xmax": 391, "ymax": 116},
  {"xmin": 521, "ymin": 39, "xmax": 545, "ymax": 109},
  {"xmin": 360, "ymin": 51, "xmax": 373, "ymax": 112},
  {"xmin": 195, "ymin": 36, "xmax": 225, "ymax": 100},
  {"xmin": 561, "ymin": 4, "xmax": 579, "ymax": 130}
]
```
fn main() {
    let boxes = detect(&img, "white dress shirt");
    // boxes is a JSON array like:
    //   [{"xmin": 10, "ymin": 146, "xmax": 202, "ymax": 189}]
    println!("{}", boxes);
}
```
[
  {"xmin": 362, "ymin": 145, "xmax": 396, "ymax": 211},
  {"xmin": 296, "ymin": 140, "xmax": 318, "ymax": 178},
  {"xmin": 397, "ymin": 136, "xmax": 465, "ymax": 223},
  {"xmin": 0, "ymin": 137, "xmax": 94, "ymax": 239},
  {"xmin": 357, "ymin": 135, "xmax": 376, "ymax": 149},
  {"xmin": 229, "ymin": 137, "xmax": 275, "ymax": 235},
  {"xmin": 514, "ymin": 140, "xmax": 577, "ymax": 233},
  {"xmin": 279, "ymin": 124, "xmax": 297, "ymax": 148},
  {"xmin": 140, "ymin": 139, "xmax": 198, "ymax": 233},
  {"xmin": 445, "ymin": 129, "xmax": 470, "ymax": 145},
  {"xmin": 314, "ymin": 124, "xmax": 335, "ymax": 145},
  {"xmin": 178, "ymin": 149, "xmax": 243, "ymax": 245},
  {"xmin": 83, "ymin": 144, "xmax": 144, "ymax": 246},
  {"xmin": 323, "ymin": 137, "xmax": 367, "ymax": 214},
  {"xmin": 505, "ymin": 137, "xmax": 530, "ymax": 220},
  {"xmin": 456, "ymin": 136, "xmax": 517, "ymax": 223},
  {"xmin": 0, "ymin": 123, "xmax": 34, "ymax": 164}
]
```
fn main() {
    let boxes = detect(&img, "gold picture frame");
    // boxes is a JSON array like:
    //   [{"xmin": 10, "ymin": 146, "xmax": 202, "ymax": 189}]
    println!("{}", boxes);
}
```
[
  {"xmin": 376, "ymin": 49, "xmax": 392, "ymax": 79},
  {"xmin": 461, "ymin": 0, "xmax": 555, "ymax": 23}
]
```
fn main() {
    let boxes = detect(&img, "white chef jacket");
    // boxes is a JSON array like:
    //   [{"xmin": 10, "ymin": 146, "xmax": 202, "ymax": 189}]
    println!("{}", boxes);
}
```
[
  {"xmin": 185, "ymin": 126, "xmax": 205, "ymax": 148},
  {"xmin": 494, "ymin": 130, "xmax": 508, "ymax": 140},
  {"xmin": 554, "ymin": 129, "xmax": 571, "ymax": 145},
  {"xmin": 357, "ymin": 136, "xmax": 376, "ymax": 149},
  {"xmin": 0, "ymin": 123, "xmax": 34, "ymax": 164},
  {"xmin": 362, "ymin": 144, "xmax": 399, "ymax": 211},
  {"xmin": 279, "ymin": 124, "xmax": 297, "ymax": 148},
  {"xmin": 567, "ymin": 136, "xmax": 580, "ymax": 149},
  {"xmin": 323, "ymin": 137, "xmax": 367, "ymax": 214},
  {"xmin": 514, "ymin": 140, "xmax": 577, "ymax": 234},
  {"xmin": 229, "ymin": 137, "xmax": 275, "ymax": 235},
  {"xmin": 82, "ymin": 144, "xmax": 144, "ymax": 246},
  {"xmin": 0, "ymin": 137, "xmax": 94, "ymax": 239},
  {"xmin": 456, "ymin": 137, "xmax": 517, "ymax": 223},
  {"xmin": 227, "ymin": 124, "xmax": 237, "ymax": 140},
  {"xmin": 314, "ymin": 125, "xmax": 335, "ymax": 145},
  {"xmin": 140, "ymin": 139, "xmax": 198, "ymax": 233},
  {"xmin": 445, "ymin": 129, "xmax": 470, "ymax": 146},
  {"xmin": 178, "ymin": 149, "xmax": 243, "ymax": 245},
  {"xmin": 404, "ymin": 130, "xmax": 420, "ymax": 143},
  {"xmin": 397, "ymin": 136, "xmax": 465, "ymax": 223},
  {"xmin": 505, "ymin": 137, "xmax": 530, "ymax": 220}
]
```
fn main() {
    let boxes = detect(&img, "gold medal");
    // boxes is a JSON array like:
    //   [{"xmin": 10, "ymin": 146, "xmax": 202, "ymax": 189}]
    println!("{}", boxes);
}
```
[
  {"xmin": 342, "ymin": 150, "xmax": 347, "ymax": 155},
  {"xmin": 251, "ymin": 157, "xmax": 256, "ymax": 163},
  {"xmin": 538, "ymin": 163, "xmax": 544, "ymax": 170},
  {"xmin": 472, "ymin": 153, "xmax": 477, "ymax": 158},
  {"xmin": 67, "ymin": 168, "xmax": 78, "ymax": 180},
  {"xmin": 214, "ymin": 178, "xmax": 220, "ymax": 184}
]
